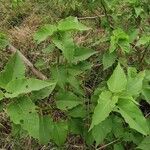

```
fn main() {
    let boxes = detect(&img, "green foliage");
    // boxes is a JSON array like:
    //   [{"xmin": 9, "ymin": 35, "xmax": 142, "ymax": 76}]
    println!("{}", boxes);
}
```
[
  {"xmin": 1, "ymin": 5, "xmax": 150, "ymax": 148},
  {"xmin": 92, "ymin": 118, "xmax": 112, "ymax": 146},
  {"xmin": 56, "ymin": 91, "xmax": 83, "ymax": 110},
  {"xmin": 117, "ymin": 99, "xmax": 149, "ymax": 135},
  {"xmin": 0, "ymin": 33, "xmax": 9, "ymax": 49},
  {"xmin": 137, "ymin": 136, "xmax": 150, "ymax": 150},
  {"xmin": 102, "ymin": 51, "xmax": 117, "ymax": 70},
  {"xmin": 7, "ymin": 96, "xmax": 39, "ymax": 138},
  {"xmin": 0, "ymin": 52, "xmax": 25, "ymax": 88},
  {"xmin": 90, "ymin": 90, "xmax": 118, "ymax": 129},
  {"xmin": 107, "ymin": 63, "xmax": 127, "ymax": 93},
  {"xmin": 109, "ymin": 28, "xmax": 131, "ymax": 53}
]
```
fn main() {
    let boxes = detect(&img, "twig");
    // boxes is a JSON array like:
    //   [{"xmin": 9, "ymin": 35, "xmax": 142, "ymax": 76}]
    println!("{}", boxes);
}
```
[
  {"xmin": 96, "ymin": 139, "xmax": 119, "ymax": 150},
  {"xmin": 145, "ymin": 112, "xmax": 150, "ymax": 118},
  {"xmin": 78, "ymin": 16, "xmax": 103, "ymax": 20},
  {"xmin": 100, "ymin": 0, "xmax": 113, "ymax": 29},
  {"xmin": 6, "ymin": 44, "xmax": 48, "ymax": 80}
]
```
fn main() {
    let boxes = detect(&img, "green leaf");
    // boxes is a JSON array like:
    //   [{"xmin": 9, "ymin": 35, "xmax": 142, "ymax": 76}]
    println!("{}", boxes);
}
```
[
  {"xmin": 68, "ymin": 105, "xmax": 86, "ymax": 118},
  {"xmin": 142, "ymin": 88, "xmax": 150, "ymax": 104},
  {"xmin": 117, "ymin": 99, "xmax": 149, "ymax": 135},
  {"xmin": 5, "ymin": 78, "xmax": 56, "ymax": 98},
  {"xmin": 83, "ymin": 129, "xmax": 94, "ymax": 146},
  {"xmin": 109, "ymin": 29, "xmax": 130, "ymax": 53},
  {"xmin": 109, "ymin": 35, "xmax": 117, "ymax": 53},
  {"xmin": 72, "ymin": 47, "xmax": 97, "ymax": 63},
  {"xmin": 56, "ymin": 91, "xmax": 82, "ymax": 110},
  {"xmin": 34, "ymin": 24, "xmax": 57, "ymax": 43},
  {"xmin": 51, "ymin": 121, "xmax": 68, "ymax": 146},
  {"xmin": 0, "ymin": 33, "xmax": 9, "ymax": 48},
  {"xmin": 90, "ymin": 90, "xmax": 118, "ymax": 130},
  {"xmin": 51, "ymin": 65, "xmax": 67, "ymax": 89},
  {"xmin": 0, "ymin": 90, "xmax": 4, "ymax": 101},
  {"xmin": 102, "ymin": 51, "xmax": 116, "ymax": 70},
  {"xmin": 137, "ymin": 136, "xmax": 150, "ymax": 150},
  {"xmin": 0, "ymin": 52, "xmax": 25, "ymax": 88},
  {"xmin": 114, "ymin": 144, "xmax": 124, "ymax": 150},
  {"xmin": 31, "ymin": 84, "xmax": 56, "ymax": 102},
  {"xmin": 67, "ymin": 74, "xmax": 84, "ymax": 95},
  {"xmin": 52, "ymin": 32, "xmax": 75, "ymax": 62},
  {"xmin": 92, "ymin": 118, "xmax": 112, "ymax": 146},
  {"xmin": 39, "ymin": 115, "xmax": 53, "ymax": 144},
  {"xmin": 58, "ymin": 16, "xmax": 90, "ymax": 31},
  {"xmin": 112, "ymin": 115, "xmax": 125, "ymax": 138},
  {"xmin": 126, "ymin": 71, "xmax": 145, "ymax": 96},
  {"xmin": 136, "ymin": 35, "xmax": 150, "ymax": 46},
  {"xmin": 127, "ymin": 67, "xmax": 137, "ymax": 78},
  {"xmin": 7, "ymin": 96, "xmax": 39, "ymax": 138},
  {"xmin": 134, "ymin": 6, "xmax": 143, "ymax": 17},
  {"xmin": 119, "ymin": 40, "xmax": 131, "ymax": 53},
  {"xmin": 68, "ymin": 118, "xmax": 83, "ymax": 135},
  {"xmin": 107, "ymin": 63, "xmax": 127, "ymax": 93}
]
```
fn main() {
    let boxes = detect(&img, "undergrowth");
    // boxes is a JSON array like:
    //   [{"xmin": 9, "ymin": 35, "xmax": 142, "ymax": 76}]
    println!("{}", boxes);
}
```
[{"xmin": 0, "ymin": 0, "xmax": 150, "ymax": 150}]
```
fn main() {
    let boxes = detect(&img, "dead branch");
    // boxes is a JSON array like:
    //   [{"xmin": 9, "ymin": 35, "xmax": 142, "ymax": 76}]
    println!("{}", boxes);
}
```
[{"xmin": 6, "ymin": 44, "xmax": 48, "ymax": 80}]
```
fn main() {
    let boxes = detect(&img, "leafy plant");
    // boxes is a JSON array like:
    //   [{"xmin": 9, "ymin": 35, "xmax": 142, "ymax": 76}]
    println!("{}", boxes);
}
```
[{"xmin": 0, "ymin": 2, "xmax": 150, "ymax": 148}]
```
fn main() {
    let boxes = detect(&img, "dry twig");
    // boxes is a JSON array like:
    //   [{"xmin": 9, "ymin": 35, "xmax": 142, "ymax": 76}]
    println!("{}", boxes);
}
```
[{"xmin": 6, "ymin": 44, "xmax": 48, "ymax": 80}]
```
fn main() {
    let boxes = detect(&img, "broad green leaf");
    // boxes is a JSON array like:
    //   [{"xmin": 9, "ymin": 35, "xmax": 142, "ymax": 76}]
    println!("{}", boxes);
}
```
[
  {"xmin": 145, "ymin": 70, "xmax": 150, "ymax": 80},
  {"xmin": 68, "ymin": 105, "xmax": 86, "ymax": 118},
  {"xmin": 56, "ymin": 91, "xmax": 82, "ymax": 110},
  {"xmin": 51, "ymin": 121, "xmax": 68, "ymax": 146},
  {"xmin": 90, "ymin": 91, "xmax": 118, "ymax": 130},
  {"xmin": 137, "ymin": 136, "xmax": 150, "ymax": 150},
  {"xmin": 142, "ymin": 73, "xmax": 150, "ymax": 103},
  {"xmin": 0, "ymin": 33, "xmax": 9, "ymax": 48},
  {"xmin": 58, "ymin": 16, "xmax": 90, "ymax": 31},
  {"xmin": 112, "ymin": 116, "xmax": 125, "ymax": 138},
  {"xmin": 109, "ymin": 35, "xmax": 117, "ymax": 53},
  {"xmin": 129, "ymin": 29, "xmax": 139, "ymax": 43},
  {"xmin": 126, "ymin": 71, "xmax": 145, "ymax": 96},
  {"xmin": 51, "ymin": 65, "xmax": 67, "ymax": 89},
  {"xmin": 7, "ymin": 96, "xmax": 39, "ymax": 138},
  {"xmin": 107, "ymin": 63, "xmax": 127, "ymax": 93},
  {"xmin": 52, "ymin": 32, "xmax": 75, "ymax": 62},
  {"xmin": 34, "ymin": 24, "xmax": 57, "ymax": 43},
  {"xmin": 102, "ymin": 51, "xmax": 116, "ymax": 70},
  {"xmin": 68, "ymin": 118, "xmax": 83, "ymax": 135},
  {"xmin": 5, "ymin": 78, "xmax": 56, "ymax": 98},
  {"xmin": 142, "ymin": 88, "xmax": 150, "ymax": 104},
  {"xmin": 30, "ymin": 84, "xmax": 56, "ymax": 101},
  {"xmin": 0, "ymin": 52, "xmax": 25, "ymax": 88},
  {"xmin": 127, "ymin": 67, "xmax": 137, "ymax": 78},
  {"xmin": 119, "ymin": 40, "xmax": 131, "ymax": 53},
  {"xmin": 114, "ymin": 144, "xmax": 124, "ymax": 150},
  {"xmin": 39, "ymin": 115, "xmax": 53, "ymax": 144},
  {"xmin": 109, "ymin": 29, "xmax": 129, "ymax": 53},
  {"xmin": 72, "ymin": 47, "xmax": 97, "ymax": 63},
  {"xmin": 68, "ymin": 61, "xmax": 93, "ymax": 75},
  {"xmin": 117, "ymin": 99, "xmax": 149, "ymax": 135},
  {"xmin": 83, "ymin": 129, "xmax": 94, "ymax": 146},
  {"xmin": 145, "ymin": 57, "xmax": 150, "ymax": 65},
  {"xmin": 136, "ymin": 35, "xmax": 150, "ymax": 46},
  {"xmin": 67, "ymin": 74, "xmax": 84, "ymax": 95},
  {"xmin": 134, "ymin": 6, "xmax": 143, "ymax": 17},
  {"xmin": 92, "ymin": 118, "xmax": 112, "ymax": 146},
  {"xmin": 0, "ymin": 90, "xmax": 4, "ymax": 101}
]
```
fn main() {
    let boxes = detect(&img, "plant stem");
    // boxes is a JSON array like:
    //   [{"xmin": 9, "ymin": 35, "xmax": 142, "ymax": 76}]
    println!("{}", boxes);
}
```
[
  {"xmin": 100, "ymin": 0, "xmax": 113, "ymax": 29},
  {"xmin": 96, "ymin": 139, "xmax": 119, "ymax": 150}
]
